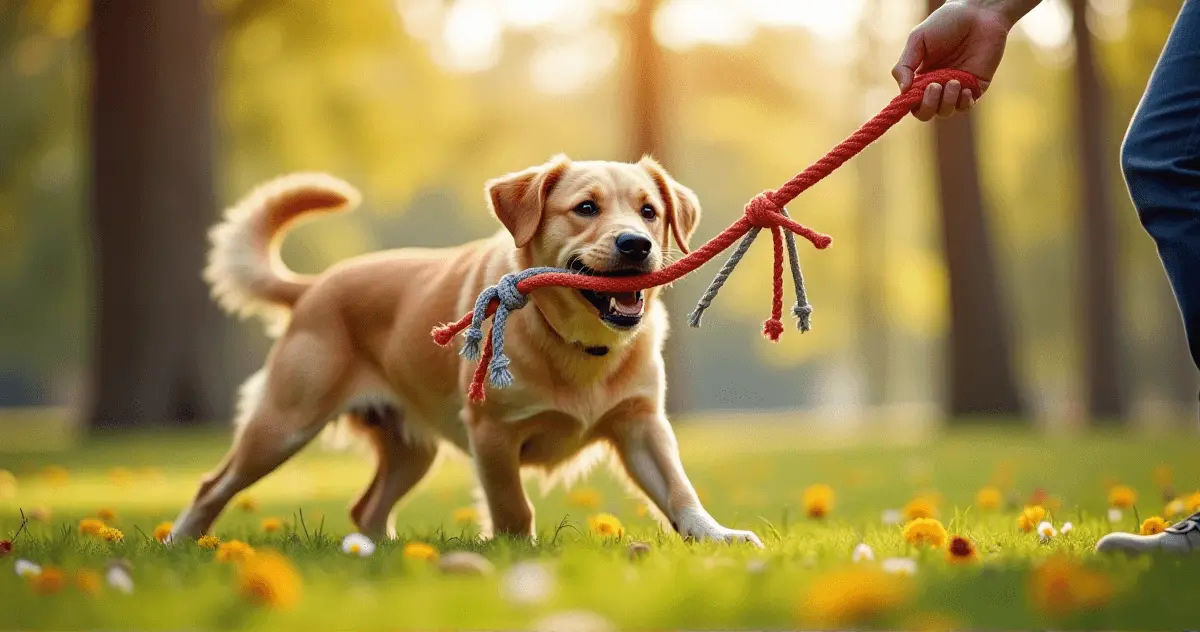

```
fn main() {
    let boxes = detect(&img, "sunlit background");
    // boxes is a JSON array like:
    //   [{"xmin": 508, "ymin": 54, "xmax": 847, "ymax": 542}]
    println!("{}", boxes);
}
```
[{"xmin": 0, "ymin": 0, "xmax": 1193, "ymax": 438}]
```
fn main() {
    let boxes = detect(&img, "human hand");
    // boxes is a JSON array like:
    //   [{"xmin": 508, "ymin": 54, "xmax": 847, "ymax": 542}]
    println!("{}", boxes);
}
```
[{"xmin": 892, "ymin": 0, "xmax": 1031, "ymax": 121}]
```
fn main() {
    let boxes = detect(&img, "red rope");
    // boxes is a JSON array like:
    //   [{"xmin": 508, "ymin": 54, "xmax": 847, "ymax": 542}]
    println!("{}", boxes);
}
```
[{"xmin": 433, "ymin": 70, "xmax": 981, "ymax": 400}]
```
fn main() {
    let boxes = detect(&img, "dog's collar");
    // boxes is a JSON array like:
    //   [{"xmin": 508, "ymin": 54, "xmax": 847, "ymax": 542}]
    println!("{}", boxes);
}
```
[
  {"xmin": 529, "ymin": 301, "xmax": 612, "ymax": 358},
  {"xmin": 583, "ymin": 345, "xmax": 610, "ymax": 357}
]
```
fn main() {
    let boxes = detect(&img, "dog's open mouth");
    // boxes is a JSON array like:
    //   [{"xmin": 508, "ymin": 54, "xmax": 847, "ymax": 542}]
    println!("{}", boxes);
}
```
[{"xmin": 567, "ymin": 257, "xmax": 646, "ymax": 329}]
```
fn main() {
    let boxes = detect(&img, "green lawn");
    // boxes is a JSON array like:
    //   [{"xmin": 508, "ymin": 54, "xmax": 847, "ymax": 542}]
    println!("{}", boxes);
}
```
[{"xmin": 2, "ymin": 420, "xmax": 1198, "ymax": 630}]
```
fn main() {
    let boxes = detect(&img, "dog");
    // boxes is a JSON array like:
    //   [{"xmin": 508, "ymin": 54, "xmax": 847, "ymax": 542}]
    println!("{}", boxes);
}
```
[{"xmin": 170, "ymin": 154, "xmax": 762, "ymax": 548}]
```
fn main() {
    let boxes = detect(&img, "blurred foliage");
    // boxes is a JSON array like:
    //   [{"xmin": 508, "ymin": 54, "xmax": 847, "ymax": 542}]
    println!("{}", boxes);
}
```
[{"xmin": 0, "ymin": 0, "xmax": 1192, "ymax": 414}]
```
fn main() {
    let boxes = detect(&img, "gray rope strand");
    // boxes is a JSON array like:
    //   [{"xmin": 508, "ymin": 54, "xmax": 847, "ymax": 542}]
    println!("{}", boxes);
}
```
[
  {"xmin": 688, "ymin": 227, "xmax": 762, "ymax": 327},
  {"xmin": 460, "ymin": 286, "xmax": 497, "ymax": 361},
  {"xmin": 780, "ymin": 208, "xmax": 813, "ymax": 332},
  {"xmin": 486, "ymin": 267, "xmax": 564, "ymax": 389}
]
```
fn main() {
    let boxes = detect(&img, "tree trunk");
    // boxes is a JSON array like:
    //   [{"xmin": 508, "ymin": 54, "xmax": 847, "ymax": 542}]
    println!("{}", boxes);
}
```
[
  {"xmin": 627, "ymin": 0, "xmax": 688, "ymax": 414},
  {"xmin": 926, "ymin": 0, "xmax": 1026, "ymax": 420},
  {"xmin": 88, "ymin": 0, "xmax": 227, "ymax": 430},
  {"xmin": 1069, "ymin": 0, "xmax": 1127, "ymax": 423}
]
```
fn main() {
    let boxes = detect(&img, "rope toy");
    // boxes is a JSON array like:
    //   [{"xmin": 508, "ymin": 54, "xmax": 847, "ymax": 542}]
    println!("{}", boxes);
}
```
[{"xmin": 432, "ymin": 70, "xmax": 981, "ymax": 402}]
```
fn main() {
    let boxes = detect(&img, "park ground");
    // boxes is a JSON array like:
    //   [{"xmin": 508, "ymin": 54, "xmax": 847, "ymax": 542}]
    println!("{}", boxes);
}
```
[{"xmin": 1, "ymin": 415, "xmax": 1199, "ymax": 630}]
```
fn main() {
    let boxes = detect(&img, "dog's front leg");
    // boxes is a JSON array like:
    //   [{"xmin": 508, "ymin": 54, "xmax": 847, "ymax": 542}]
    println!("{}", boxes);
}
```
[
  {"xmin": 466, "ymin": 413, "xmax": 535, "ymax": 539},
  {"xmin": 608, "ymin": 412, "xmax": 763, "ymax": 548}
]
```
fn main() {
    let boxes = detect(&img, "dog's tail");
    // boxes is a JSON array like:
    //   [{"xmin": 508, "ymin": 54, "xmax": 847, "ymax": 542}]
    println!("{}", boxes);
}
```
[{"xmin": 205, "ymin": 173, "xmax": 361, "ymax": 335}]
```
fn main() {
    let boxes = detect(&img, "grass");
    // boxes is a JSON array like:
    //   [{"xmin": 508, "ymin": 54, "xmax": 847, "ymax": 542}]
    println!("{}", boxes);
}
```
[{"xmin": 1, "ymin": 420, "xmax": 1199, "ymax": 630}]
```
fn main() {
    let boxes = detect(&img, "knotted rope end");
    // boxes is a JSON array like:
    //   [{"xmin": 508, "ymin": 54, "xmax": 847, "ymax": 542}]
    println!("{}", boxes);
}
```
[
  {"xmin": 793, "ymin": 303, "xmax": 813, "ymax": 333},
  {"xmin": 489, "ymin": 356, "xmax": 515, "ymax": 390},
  {"xmin": 459, "ymin": 328, "xmax": 484, "ymax": 360},
  {"xmin": 762, "ymin": 318, "xmax": 784, "ymax": 342}
]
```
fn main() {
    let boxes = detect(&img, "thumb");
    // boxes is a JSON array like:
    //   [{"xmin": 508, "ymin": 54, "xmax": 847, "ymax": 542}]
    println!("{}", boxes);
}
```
[{"xmin": 891, "ymin": 31, "xmax": 925, "ymax": 92}]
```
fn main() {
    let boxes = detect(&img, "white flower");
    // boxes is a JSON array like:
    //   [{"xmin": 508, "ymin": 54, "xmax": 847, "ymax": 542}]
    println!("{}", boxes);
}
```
[
  {"xmin": 1108, "ymin": 508, "xmax": 1123, "ymax": 523},
  {"xmin": 881, "ymin": 557, "xmax": 917, "ymax": 576},
  {"xmin": 1060, "ymin": 521, "xmax": 1074, "ymax": 535},
  {"xmin": 14, "ymin": 559, "xmax": 41, "ymax": 578},
  {"xmin": 851, "ymin": 542, "xmax": 875, "ymax": 563},
  {"xmin": 881, "ymin": 509, "xmax": 903, "ymax": 525},
  {"xmin": 501, "ymin": 562, "xmax": 555, "ymax": 606},
  {"xmin": 745, "ymin": 559, "xmax": 768, "ymax": 574},
  {"xmin": 1037, "ymin": 521, "xmax": 1057, "ymax": 542},
  {"xmin": 341, "ymin": 533, "xmax": 376, "ymax": 557},
  {"xmin": 106, "ymin": 565, "xmax": 134, "ymax": 594}
]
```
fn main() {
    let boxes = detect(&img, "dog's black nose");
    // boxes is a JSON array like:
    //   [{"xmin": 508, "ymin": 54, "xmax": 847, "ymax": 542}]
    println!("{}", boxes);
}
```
[{"xmin": 615, "ymin": 233, "xmax": 652, "ymax": 262}]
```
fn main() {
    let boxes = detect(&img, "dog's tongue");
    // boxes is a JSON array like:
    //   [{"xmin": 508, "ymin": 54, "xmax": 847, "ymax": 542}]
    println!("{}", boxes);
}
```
[{"xmin": 611, "ymin": 292, "xmax": 643, "ymax": 315}]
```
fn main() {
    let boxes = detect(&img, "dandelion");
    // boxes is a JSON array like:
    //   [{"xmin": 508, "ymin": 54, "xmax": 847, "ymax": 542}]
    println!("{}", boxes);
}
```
[
  {"xmin": 74, "ymin": 569, "xmax": 103, "ymax": 597},
  {"xmin": 1017, "ymin": 506, "xmax": 1046, "ymax": 533},
  {"xmin": 452, "ymin": 507, "xmax": 479, "ymax": 525},
  {"xmin": 261, "ymin": 517, "xmax": 284, "ymax": 533},
  {"xmin": 588, "ymin": 513, "xmax": 625, "ymax": 539},
  {"xmin": 882, "ymin": 557, "xmax": 918, "ymax": 576},
  {"xmin": 153, "ymin": 522, "xmax": 173, "ymax": 543},
  {"xmin": 14, "ymin": 559, "xmax": 41, "ymax": 578},
  {"xmin": 1028, "ymin": 555, "xmax": 1113, "ymax": 618},
  {"xmin": 98, "ymin": 527, "xmax": 124, "ymax": 543},
  {"xmin": 1060, "ymin": 522, "xmax": 1074, "ymax": 535},
  {"xmin": 501, "ymin": 561, "xmax": 555, "ymax": 606},
  {"xmin": 947, "ymin": 536, "xmax": 979, "ymax": 563},
  {"xmin": 802, "ymin": 484, "xmax": 835, "ymax": 519},
  {"xmin": 881, "ymin": 509, "xmax": 903, "ymax": 525},
  {"xmin": 341, "ymin": 533, "xmax": 376, "ymax": 557},
  {"xmin": 1037, "ymin": 521, "xmax": 1057, "ymax": 543},
  {"xmin": 237, "ymin": 550, "xmax": 301, "ymax": 609},
  {"xmin": 799, "ymin": 566, "xmax": 913, "ymax": 627},
  {"xmin": 97, "ymin": 508, "xmax": 118, "ymax": 522},
  {"xmin": 30, "ymin": 566, "xmax": 65, "ymax": 594},
  {"xmin": 852, "ymin": 543, "xmax": 875, "ymax": 563},
  {"xmin": 234, "ymin": 496, "xmax": 258, "ymax": 513},
  {"xmin": 79, "ymin": 518, "xmax": 106, "ymax": 536},
  {"xmin": 903, "ymin": 496, "xmax": 938, "ymax": 521},
  {"xmin": 902, "ymin": 518, "xmax": 948, "ymax": 548},
  {"xmin": 1107, "ymin": 508, "xmax": 1123, "ymax": 523},
  {"xmin": 1165, "ymin": 498, "xmax": 1187, "ymax": 518},
  {"xmin": 197, "ymin": 535, "xmax": 220, "ymax": 549},
  {"xmin": 635, "ymin": 503, "xmax": 650, "ymax": 519},
  {"xmin": 216, "ymin": 540, "xmax": 255, "ymax": 563},
  {"xmin": 566, "ymin": 487, "xmax": 602, "ymax": 509},
  {"xmin": 403, "ymin": 542, "xmax": 439, "ymax": 561},
  {"xmin": 975, "ymin": 487, "xmax": 1002, "ymax": 512},
  {"xmin": 1108, "ymin": 485, "xmax": 1137, "ymax": 509},
  {"xmin": 1186, "ymin": 491, "xmax": 1200, "ymax": 513},
  {"xmin": 1140, "ymin": 516, "xmax": 1169, "ymax": 536}
]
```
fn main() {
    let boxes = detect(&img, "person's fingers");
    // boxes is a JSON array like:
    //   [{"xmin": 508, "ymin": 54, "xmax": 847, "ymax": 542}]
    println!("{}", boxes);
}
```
[
  {"xmin": 914, "ymin": 83, "xmax": 941, "ymax": 121},
  {"xmin": 892, "ymin": 30, "xmax": 925, "ymax": 92},
  {"xmin": 937, "ymin": 80, "xmax": 961, "ymax": 118},
  {"xmin": 958, "ymin": 89, "xmax": 975, "ymax": 111}
]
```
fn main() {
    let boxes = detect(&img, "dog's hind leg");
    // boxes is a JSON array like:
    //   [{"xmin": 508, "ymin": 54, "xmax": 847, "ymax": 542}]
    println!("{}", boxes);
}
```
[{"xmin": 348, "ymin": 407, "xmax": 439, "ymax": 539}]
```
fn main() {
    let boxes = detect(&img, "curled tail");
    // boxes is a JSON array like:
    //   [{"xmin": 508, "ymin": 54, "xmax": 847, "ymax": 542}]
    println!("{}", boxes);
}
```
[{"xmin": 205, "ymin": 173, "xmax": 361, "ymax": 335}]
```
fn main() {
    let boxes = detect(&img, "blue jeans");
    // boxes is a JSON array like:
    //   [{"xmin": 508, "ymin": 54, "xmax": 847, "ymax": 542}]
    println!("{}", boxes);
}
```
[{"xmin": 1122, "ymin": 0, "xmax": 1200, "ymax": 371}]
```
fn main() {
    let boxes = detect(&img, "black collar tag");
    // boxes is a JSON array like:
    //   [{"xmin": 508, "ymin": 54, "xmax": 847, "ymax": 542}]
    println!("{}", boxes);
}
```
[{"xmin": 583, "ymin": 346, "xmax": 610, "ymax": 357}]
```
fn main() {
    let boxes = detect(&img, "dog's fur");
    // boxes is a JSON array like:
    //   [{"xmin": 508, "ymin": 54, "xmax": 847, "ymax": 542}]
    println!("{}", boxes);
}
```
[{"xmin": 171, "ymin": 155, "xmax": 761, "ymax": 547}]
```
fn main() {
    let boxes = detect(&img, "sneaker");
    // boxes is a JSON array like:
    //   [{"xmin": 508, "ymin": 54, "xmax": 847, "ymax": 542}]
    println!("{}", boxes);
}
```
[{"xmin": 1095, "ymin": 511, "xmax": 1200, "ymax": 554}]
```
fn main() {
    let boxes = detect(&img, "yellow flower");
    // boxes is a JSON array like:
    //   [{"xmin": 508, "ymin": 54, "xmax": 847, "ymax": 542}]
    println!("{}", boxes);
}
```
[
  {"xmin": 1028, "ymin": 555, "xmax": 1113, "ymax": 618},
  {"xmin": 902, "ymin": 518, "xmax": 948, "ymax": 548},
  {"xmin": 74, "ymin": 569, "xmax": 103, "ymax": 597},
  {"xmin": 261, "ymin": 517, "xmax": 284, "ymax": 533},
  {"xmin": 1108, "ymin": 485, "xmax": 1137, "ymax": 509},
  {"xmin": 30, "ymin": 566, "xmax": 65, "ymax": 595},
  {"xmin": 41, "ymin": 465, "xmax": 69, "ymax": 486},
  {"xmin": 566, "ymin": 487, "xmax": 602, "ymax": 509},
  {"xmin": 635, "ymin": 503, "xmax": 650, "ymax": 519},
  {"xmin": 98, "ymin": 527, "xmax": 125, "ymax": 543},
  {"xmin": 452, "ymin": 507, "xmax": 479, "ymax": 525},
  {"xmin": 153, "ymin": 522, "xmax": 174, "ymax": 543},
  {"xmin": 197, "ymin": 535, "xmax": 221, "ymax": 549},
  {"xmin": 1017, "ymin": 506, "xmax": 1047, "ymax": 533},
  {"xmin": 97, "ymin": 508, "xmax": 118, "ymax": 522},
  {"xmin": 1186, "ymin": 492, "xmax": 1200, "ymax": 513},
  {"xmin": 1165, "ymin": 498, "xmax": 1187, "ymax": 518},
  {"xmin": 1152, "ymin": 464, "xmax": 1174, "ymax": 489},
  {"xmin": 237, "ymin": 550, "xmax": 301, "ymax": 609},
  {"xmin": 403, "ymin": 542, "xmax": 439, "ymax": 561},
  {"xmin": 588, "ymin": 513, "xmax": 625, "ymax": 538},
  {"xmin": 802, "ymin": 484, "xmax": 835, "ymax": 519},
  {"xmin": 234, "ymin": 496, "xmax": 258, "ymax": 513},
  {"xmin": 799, "ymin": 566, "xmax": 913, "ymax": 627},
  {"xmin": 216, "ymin": 540, "xmax": 256, "ymax": 563},
  {"xmin": 79, "ymin": 519, "xmax": 106, "ymax": 536},
  {"xmin": 1140, "ymin": 516, "xmax": 1169, "ymax": 536},
  {"xmin": 946, "ymin": 535, "xmax": 979, "ymax": 563},
  {"xmin": 904, "ymin": 496, "xmax": 939, "ymax": 521},
  {"xmin": 975, "ymin": 487, "xmax": 1003, "ymax": 512}
]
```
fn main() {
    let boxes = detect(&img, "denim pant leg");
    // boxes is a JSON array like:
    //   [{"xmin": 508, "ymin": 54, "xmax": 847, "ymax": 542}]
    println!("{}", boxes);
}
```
[{"xmin": 1122, "ymin": 0, "xmax": 1200, "ymax": 371}]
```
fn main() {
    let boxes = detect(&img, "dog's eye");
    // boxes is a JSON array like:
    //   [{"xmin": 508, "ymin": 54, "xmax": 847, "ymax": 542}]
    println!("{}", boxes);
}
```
[
  {"xmin": 575, "ymin": 201, "xmax": 599, "ymax": 217},
  {"xmin": 640, "ymin": 204, "xmax": 657, "ymax": 221}
]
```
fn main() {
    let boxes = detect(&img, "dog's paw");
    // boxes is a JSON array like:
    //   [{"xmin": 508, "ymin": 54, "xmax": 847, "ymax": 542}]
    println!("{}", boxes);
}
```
[{"xmin": 675, "ymin": 508, "xmax": 764, "ymax": 549}]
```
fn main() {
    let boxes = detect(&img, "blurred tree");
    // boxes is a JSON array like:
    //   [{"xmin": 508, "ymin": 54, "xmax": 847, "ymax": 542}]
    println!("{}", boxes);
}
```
[
  {"xmin": 1069, "ymin": 0, "xmax": 1126, "ymax": 423},
  {"xmin": 926, "ymin": 0, "xmax": 1026, "ymax": 420},
  {"xmin": 88, "ymin": 0, "xmax": 227, "ymax": 429}
]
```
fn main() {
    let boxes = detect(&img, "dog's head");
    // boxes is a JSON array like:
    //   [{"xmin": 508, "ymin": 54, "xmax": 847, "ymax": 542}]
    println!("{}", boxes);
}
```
[{"xmin": 486, "ymin": 154, "xmax": 701, "ymax": 343}]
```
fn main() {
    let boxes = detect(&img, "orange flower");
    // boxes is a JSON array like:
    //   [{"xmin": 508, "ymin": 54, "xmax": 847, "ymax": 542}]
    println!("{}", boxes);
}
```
[
  {"xmin": 98, "ymin": 527, "xmax": 125, "ymax": 543},
  {"xmin": 1017, "ymin": 506, "xmax": 1047, "ymax": 533},
  {"xmin": 97, "ymin": 508, "xmax": 118, "ymax": 522},
  {"xmin": 904, "ymin": 496, "xmax": 939, "ymax": 521},
  {"xmin": 799, "ymin": 566, "xmax": 913, "ymax": 627},
  {"xmin": 153, "ymin": 522, "xmax": 174, "ymax": 543},
  {"xmin": 261, "ymin": 517, "xmax": 284, "ymax": 533},
  {"xmin": 588, "ymin": 513, "xmax": 625, "ymax": 538},
  {"xmin": 234, "ymin": 496, "xmax": 259, "ymax": 513},
  {"xmin": 216, "ymin": 540, "xmax": 255, "ymax": 563},
  {"xmin": 1140, "ymin": 516, "xmax": 1169, "ymax": 536},
  {"xmin": 237, "ymin": 550, "xmax": 301, "ymax": 608},
  {"xmin": 74, "ymin": 569, "xmax": 103, "ymax": 597},
  {"xmin": 197, "ymin": 535, "xmax": 221, "ymax": 549},
  {"xmin": 566, "ymin": 487, "xmax": 602, "ymax": 509},
  {"xmin": 30, "ymin": 567, "xmax": 66, "ymax": 595},
  {"xmin": 975, "ymin": 487, "xmax": 1003, "ymax": 512},
  {"xmin": 803, "ymin": 484, "xmax": 835, "ymax": 519},
  {"xmin": 1028, "ymin": 555, "xmax": 1113, "ymax": 618},
  {"xmin": 403, "ymin": 542, "xmax": 439, "ymax": 561},
  {"xmin": 79, "ymin": 519, "xmax": 106, "ymax": 537},
  {"xmin": 1108, "ymin": 485, "xmax": 1137, "ymax": 509},
  {"xmin": 452, "ymin": 507, "xmax": 479, "ymax": 525},
  {"xmin": 902, "ymin": 518, "xmax": 948, "ymax": 548}
]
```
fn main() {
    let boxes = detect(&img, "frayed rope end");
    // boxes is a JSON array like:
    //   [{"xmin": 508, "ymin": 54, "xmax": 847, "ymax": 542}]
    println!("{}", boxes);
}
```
[
  {"xmin": 762, "ymin": 318, "xmax": 784, "ymax": 342},
  {"xmin": 793, "ymin": 304, "xmax": 813, "ymax": 333},
  {"xmin": 431, "ymin": 325, "xmax": 458, "ymax": 346},
  {"xmin": 686, "ymin": 309, "xmax": 705, "ymax": 328},
  {"xmin": 459, "ymin": 328, "xmax": 484, "ymax": 361},
  {"xmin": 469, "ymin": 381, "xmax": 486, "ymax": 403}
]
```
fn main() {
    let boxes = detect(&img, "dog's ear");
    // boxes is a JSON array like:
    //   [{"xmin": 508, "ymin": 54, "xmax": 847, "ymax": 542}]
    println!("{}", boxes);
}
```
[
  {"xmin": 639, "ymin": 156, "xmax": 702, "ymax": 254},
  {"xmin": 485, "ymin": 154, "xmax": 571, "ymax": 248}
]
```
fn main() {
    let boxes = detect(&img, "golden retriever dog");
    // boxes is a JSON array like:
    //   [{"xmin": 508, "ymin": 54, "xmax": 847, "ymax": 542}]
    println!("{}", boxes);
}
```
[{"xmin": 170, "ymin": 154, "xmax": 762, "ymax": 548}]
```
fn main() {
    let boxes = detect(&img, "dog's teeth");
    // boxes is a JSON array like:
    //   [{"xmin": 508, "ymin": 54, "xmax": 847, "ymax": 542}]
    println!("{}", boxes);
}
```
[{"xmin": 608, "ymin": 296, "xmax": 617, "ymax": 312}]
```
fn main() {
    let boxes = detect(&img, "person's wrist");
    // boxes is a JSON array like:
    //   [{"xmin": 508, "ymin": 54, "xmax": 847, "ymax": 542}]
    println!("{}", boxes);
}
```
[{"xmin": 964, "ymin": 0, "xmax": 1039, "ymax": 30}]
